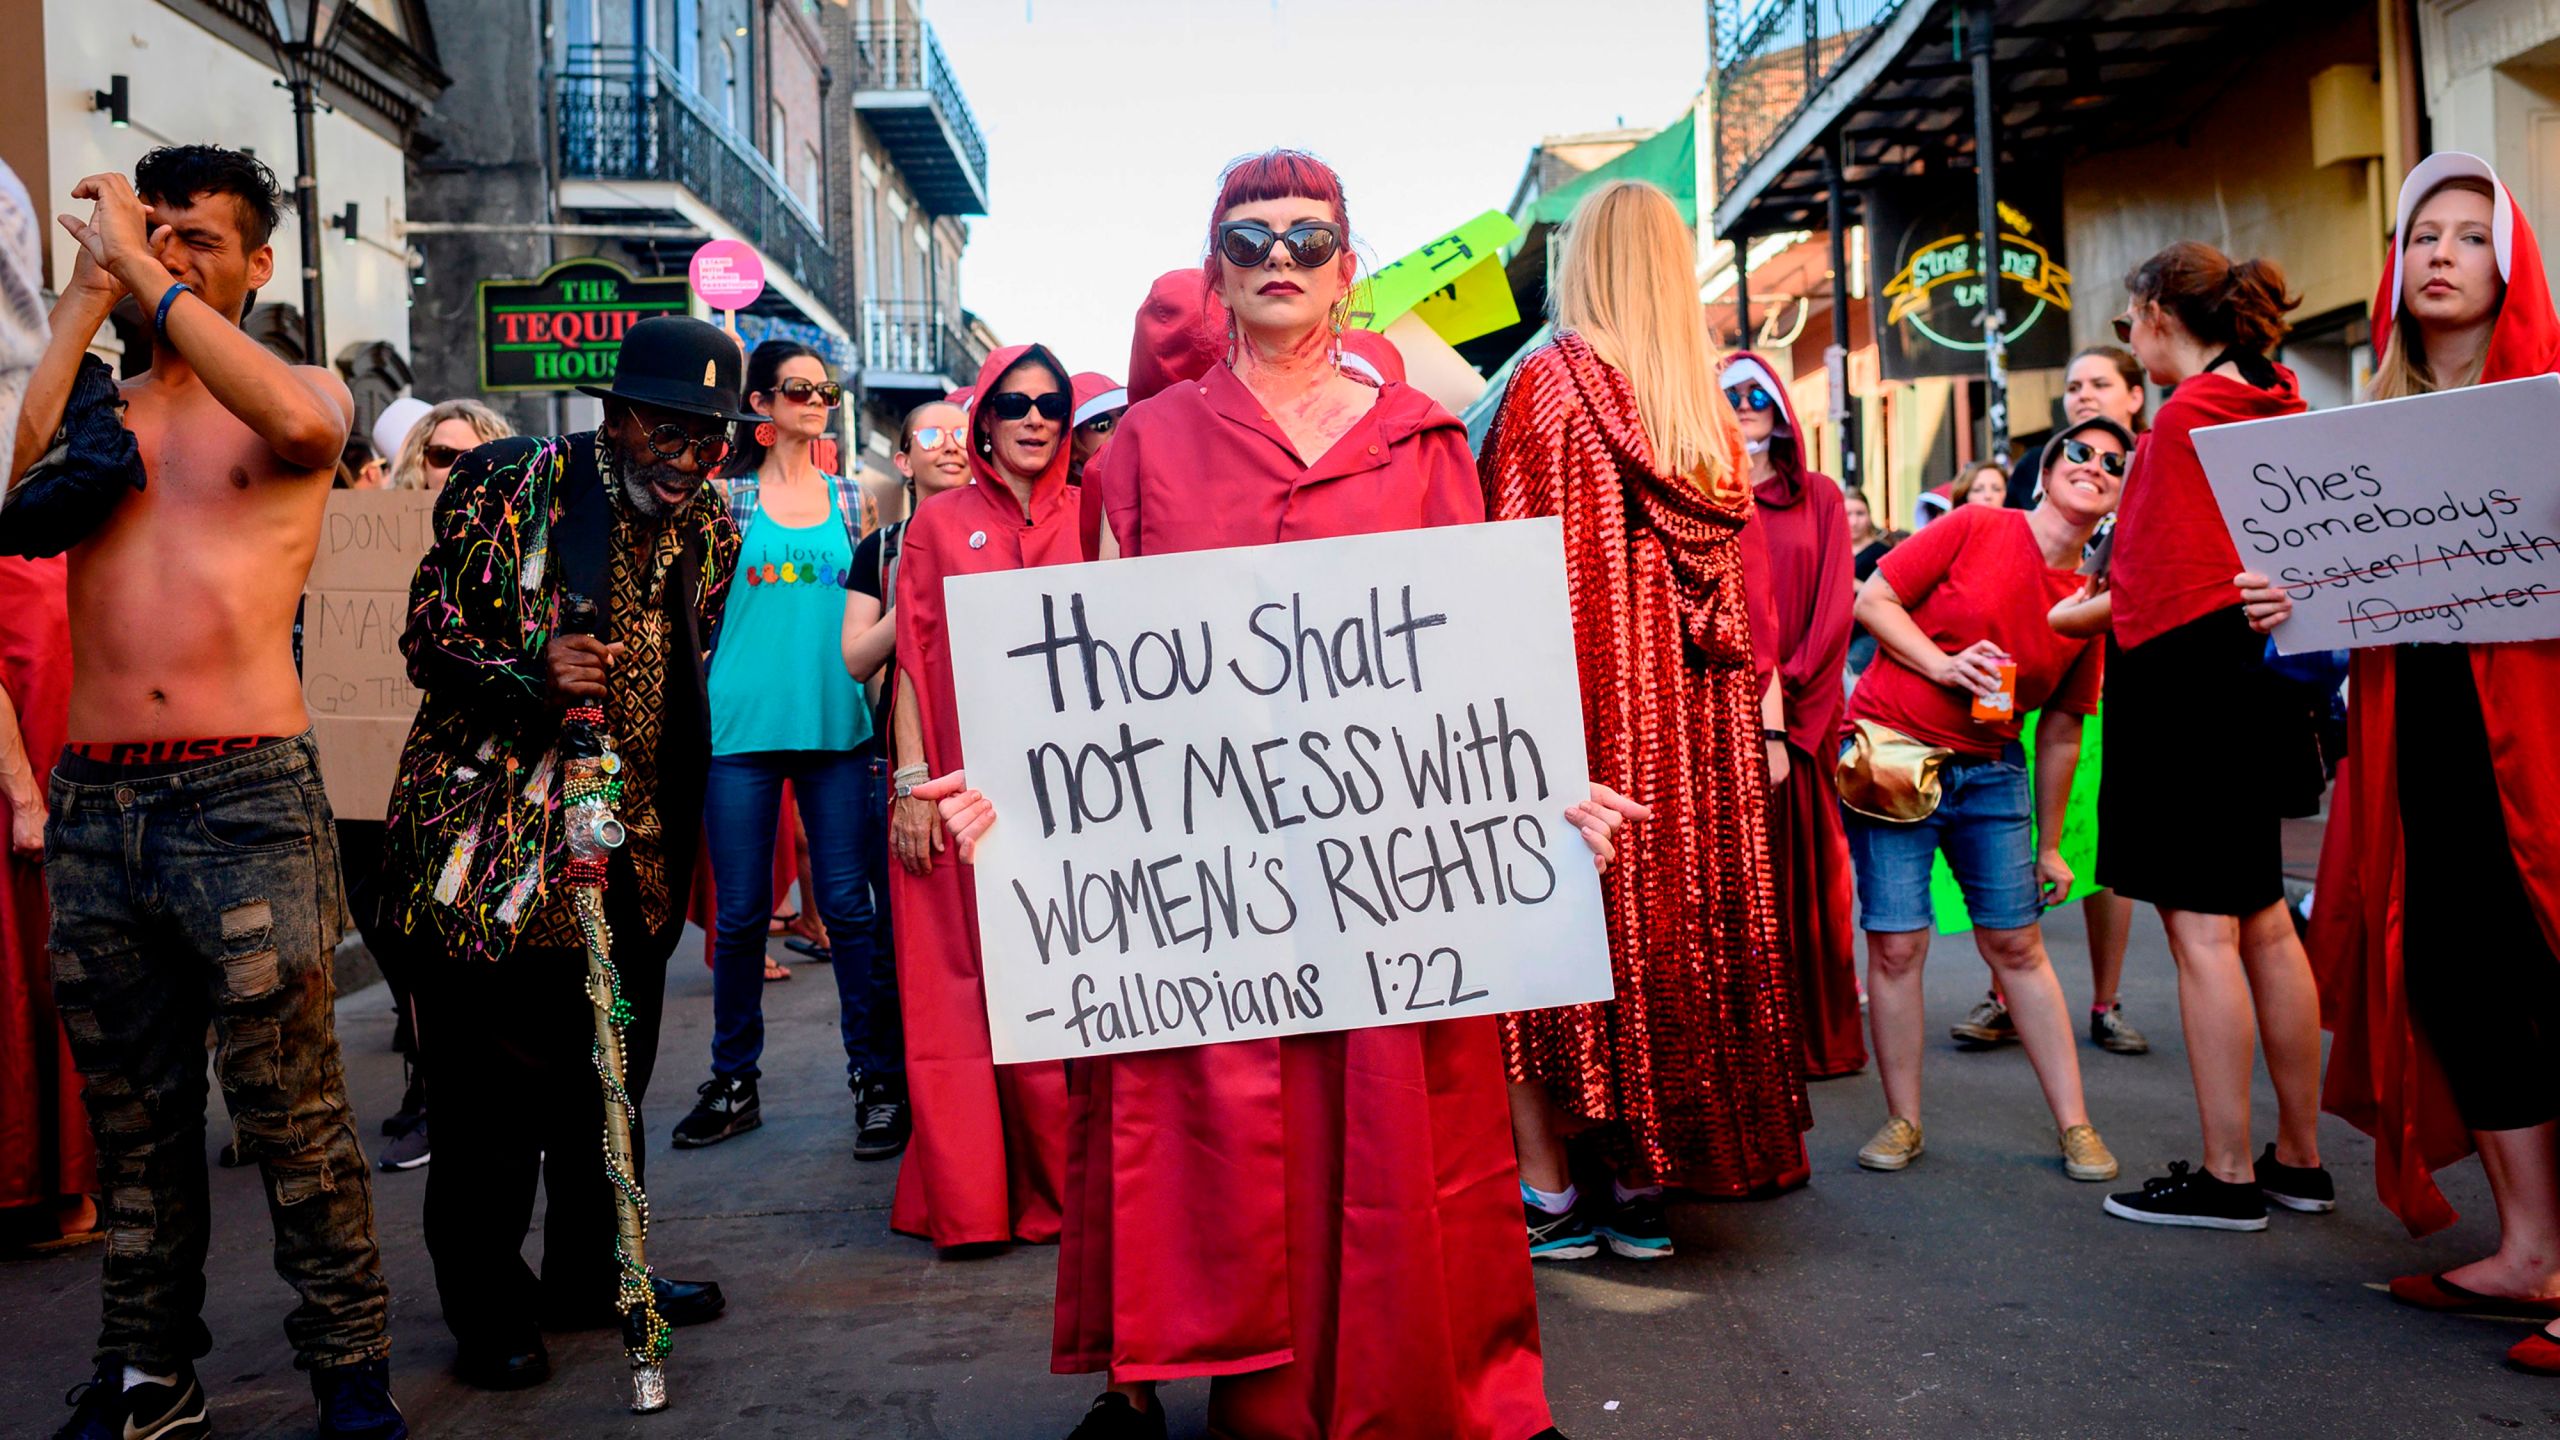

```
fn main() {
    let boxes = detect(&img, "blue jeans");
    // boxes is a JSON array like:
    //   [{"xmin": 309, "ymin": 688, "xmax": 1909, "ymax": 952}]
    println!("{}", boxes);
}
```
[
  {"xmin": 1841, "ymin": 743, "xmax": 2041, "ymax": 933},
  {"xmin": 704, "ymin": 751, "xmax": 898, "ymax": 1082}
]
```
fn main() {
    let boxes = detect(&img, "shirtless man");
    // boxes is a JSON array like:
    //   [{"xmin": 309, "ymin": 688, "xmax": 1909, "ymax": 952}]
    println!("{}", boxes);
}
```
[{"xmin": 10, "ymin": 146, "xmax": 404, "ymax": 1440}]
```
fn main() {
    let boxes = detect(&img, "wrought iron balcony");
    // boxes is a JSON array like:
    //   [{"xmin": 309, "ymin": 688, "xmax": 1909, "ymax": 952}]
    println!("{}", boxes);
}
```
[
  {"xmin": 846, "ymin": 22, "xmax": 991, "ymax": 216},
  {"xmin": 556, "ymin": 50, "xmax": 837, "ymax": 313},
  {"xmin": 862, "ymin": 300, "xmax": 985, "ymax": 396},
  {"xmin": 1713, "ymin": 0, "xmax": 1914, "ymax": 200}
]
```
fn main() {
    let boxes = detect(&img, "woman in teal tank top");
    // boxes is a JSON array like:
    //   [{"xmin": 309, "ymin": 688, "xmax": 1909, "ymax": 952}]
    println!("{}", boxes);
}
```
[{"xmin": 674, "ymin": 340, "xmax": 901, "ymax": 1153}]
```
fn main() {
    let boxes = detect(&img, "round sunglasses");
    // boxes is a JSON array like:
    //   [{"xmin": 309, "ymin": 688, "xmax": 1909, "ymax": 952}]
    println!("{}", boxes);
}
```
[
  {"xmin": 2058, "ymin": 437, "xmax": 2128, "ymax": 477},
  {"xmin": 1724, "ymin": 383, "xmax": 1777, "ymax": 413},
  {"xmin": 987, "ymin": 390, "xmax": 1071, "ymax": 422},
  {"xmin": 767, "ymin": 378, "xmax": 843, "ymax": 407},
  {"xmin": 641, "ymin": 420, "xmax": 733, "ymax": 468},
  {"xmin": 1216, "ymin": 220, "xmax": 1345, "ymax": 270}
]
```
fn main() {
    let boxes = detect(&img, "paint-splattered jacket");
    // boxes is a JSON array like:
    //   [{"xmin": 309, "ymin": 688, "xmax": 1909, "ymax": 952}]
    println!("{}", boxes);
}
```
[{"xmin": 382, "ymin": 433, "xmax": 738, "ymax": 963}]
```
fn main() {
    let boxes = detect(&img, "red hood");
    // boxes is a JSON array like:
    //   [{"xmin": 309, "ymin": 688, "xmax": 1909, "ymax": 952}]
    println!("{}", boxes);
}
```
[
  {"xmin": 2373, "ymin": 152, "xmax": 2560, "ymax": 386},
  {"xmin": 970, "ymin": 342, "xmax": 1075, "ymax": 508},
  {"xmin": 1071, "ymin": 370, "xmax": 1128, "ymax": 428},
  {"xmin": 1721, "ymin": 350, "xmax": 1815, "ymax": 501}
]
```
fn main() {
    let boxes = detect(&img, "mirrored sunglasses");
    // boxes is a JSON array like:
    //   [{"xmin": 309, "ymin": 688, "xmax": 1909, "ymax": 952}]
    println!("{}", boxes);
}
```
[
  {"xmin": 1216, "ymin": 220, "xmax": 1344, "ymax": 269},
  {"xmin": 772, "ymin": 378, "xmax": 843, "ymax": 407},
  {"xmin": 1724, "ymin": 383, "xmax": 1777, "ymax": 413}
]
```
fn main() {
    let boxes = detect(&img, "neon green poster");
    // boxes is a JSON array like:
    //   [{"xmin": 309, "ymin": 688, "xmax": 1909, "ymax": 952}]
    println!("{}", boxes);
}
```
[{"xmin": 1929, "ymin": 709, "xmax": 2104, "ymax": 934}]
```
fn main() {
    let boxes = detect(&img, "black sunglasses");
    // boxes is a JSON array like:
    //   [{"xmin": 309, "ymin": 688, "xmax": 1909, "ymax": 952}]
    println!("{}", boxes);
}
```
[
  {"xmin": 768, "ymin": 378, "xmax": 844, "ymax": 407},
  {"xmin": 1079, "ymin": 414, "xmax": 1117, "ymax": 437},
  {"xmin": 641, "ymin": 420, "xmax": 733, "ymax": 467},
  {"xmin": 987, "ymin": 390, "xmax": 1072, "ymax": 422},
  {"xmin": 422, "ymin": 443, "xmax": 467, "ymax": 469},
  {"xmin": 2060, "ymin": 438, "xmax": 2128, "ymax": 477},
  {"xmin": 2111, "ymin": 310, "xmax": 2138, "ymax": 343},
  {"xmin": 1724, "ymin": 383, "xmax": 1776, "ymax": 413},
  {"xmin": 1216, "ymin": 220, "xmax": 1345, "ymax": 270}
]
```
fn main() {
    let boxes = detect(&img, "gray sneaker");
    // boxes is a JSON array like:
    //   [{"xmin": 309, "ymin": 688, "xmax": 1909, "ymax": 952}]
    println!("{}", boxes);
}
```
[
  {"xmin": 377, "ymin": 1116, "xmax": 429, "ymax": 1171},
  {"xmin": 1950, "ymin": 993, "xmax": 2017, "ymax": 1046},
  {"xmin": 2091, "ymin": 1003, "xmax": 2150, "ymax": 1054}
]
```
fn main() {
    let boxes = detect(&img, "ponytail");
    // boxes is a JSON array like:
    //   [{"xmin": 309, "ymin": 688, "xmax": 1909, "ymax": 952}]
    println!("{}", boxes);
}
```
[{"xmin": 2126, "ymin": 241, "xmax": 2300, "ymax": 355}]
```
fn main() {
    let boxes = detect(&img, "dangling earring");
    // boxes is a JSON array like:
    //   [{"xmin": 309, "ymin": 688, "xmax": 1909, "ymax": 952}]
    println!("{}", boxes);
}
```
[
  {"xmin": 979, "ymin": 436, "xmax": 994, "ymax": 456},
  {"xmin": 1329, "ymin": 306, "xmax": 1346, "ymax": 375},
  {"xmin": 1226, "ymin": 312, "xmax": 1240, "ymax": 366},
  {"xmin": 754, "ymin": 421, "xmax": 778, "ymax": 447}
]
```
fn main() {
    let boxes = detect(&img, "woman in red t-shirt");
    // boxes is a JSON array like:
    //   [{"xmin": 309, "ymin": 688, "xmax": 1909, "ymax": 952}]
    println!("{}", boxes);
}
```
[{"xmin": 1841, "ymin": 417, "xmax": 2132, "ymax": 1184}]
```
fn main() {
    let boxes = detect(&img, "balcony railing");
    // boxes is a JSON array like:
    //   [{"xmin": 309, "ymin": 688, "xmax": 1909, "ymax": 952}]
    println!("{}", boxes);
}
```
[
  {"xmin": 862, "ymin": 300, "xmax": 984, "ymax": 392},
  {"xmin": 846, "ymin": 21, "xmax": 991, "ymax": 216},
  {"xmin": 1713, "ymin": 0, "xmax": 1914, "ymax": 200},
  {"xmin": 556, "ymin": 48, "xmax": 838, "ymax": 313}
]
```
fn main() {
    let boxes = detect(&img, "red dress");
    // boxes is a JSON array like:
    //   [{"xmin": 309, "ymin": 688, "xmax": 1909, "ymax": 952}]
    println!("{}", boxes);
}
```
[
  {"xmin": 0, "ymin": 556, "xmax": 94, "ymax": 1213},
  {"xmin": 1066, "ymin": 360, "xmax": 1552, "ymax": 1440},
  {"xmin": 2313, "ymin": 169, "xmax": 2560, "ymax": 1235},
  {"xmin": 889, "ymin": 343, "xmax": 1075, "ymax": 1248},
  {"xmin": 1481, "ymin": 335, "xmax": 1812, "ymax": 1193}
]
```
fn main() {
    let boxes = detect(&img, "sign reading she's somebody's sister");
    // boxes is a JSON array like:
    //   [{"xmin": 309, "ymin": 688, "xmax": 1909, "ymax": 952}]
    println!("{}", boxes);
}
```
[
  {"xmin": 2194, "ymin": 375, "xmax": 2560, "ymax": 652},
  {"xmin": 945, "ymin": 518, "xmax": 1615, "ymax": 1065}
]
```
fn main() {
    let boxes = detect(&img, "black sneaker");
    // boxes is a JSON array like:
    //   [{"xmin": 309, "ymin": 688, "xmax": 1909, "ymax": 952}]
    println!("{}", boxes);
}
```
[
  {"xmin": 670, "ymin": 1075, "xmax": 760, "ymax": 1149},
  {"xmin": 853, "ymin": 1073, "xmax": 911, "ymax": 1161},
  {"xmin": 1950, "ymin": 992, "xmax": 2018, "ymax": 1046},
  {"xmin": 2255, "ymin": 1143, "xmax": 2337, "ymax": 1213},
  {"xmin": 1597, "ymin": 1190, "xmax": 1673, "ymax": 1260},
  {"xmin": 377, "ymin": 1115, "xmax": 429, "ymax": 1172},
  {"xmin": 2103, "ymin": 1161, "xmax": 2269, "ymax": 1231},
  {"xmin": 2090, "ymin": 1003, "xmax": 2151, "ymax": 1055},
  {"xmin": 1065, "ymin": 1391, "xmax": 1167, "ymax": 1440},
  {"xmin": 380, "ymin": 1067, "xmax": 427, "ymax": 1139},
  {"xmin": 1524, "ymin": 1188, "xmax": 1598, "ymax": 1260},
  {"xmin": 54, "ymin": 1362, "xmax": 207, "ymax": 1440},
  {"xmin": 312, "ymin": 1357, "xmax": 407, "ymax": 1440}
]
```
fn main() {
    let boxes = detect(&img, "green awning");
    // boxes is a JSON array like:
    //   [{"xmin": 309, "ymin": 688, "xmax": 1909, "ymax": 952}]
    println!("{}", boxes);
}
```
[{"xmin": 1523, "ymin": 112, "xmax": 1696, "ymax": 230}]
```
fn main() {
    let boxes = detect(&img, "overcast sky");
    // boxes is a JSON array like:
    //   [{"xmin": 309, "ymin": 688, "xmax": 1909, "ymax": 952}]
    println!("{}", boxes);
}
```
[{"xmin": 929, "ymin": 0, "xmax": 1709, "ymax": 380}]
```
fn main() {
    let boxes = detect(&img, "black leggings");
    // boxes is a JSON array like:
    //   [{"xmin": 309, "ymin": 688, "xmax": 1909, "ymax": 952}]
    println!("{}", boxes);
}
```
[{"xmin": 2397, "ymin": 644, "xmax": 2560, "ymax": 1133}]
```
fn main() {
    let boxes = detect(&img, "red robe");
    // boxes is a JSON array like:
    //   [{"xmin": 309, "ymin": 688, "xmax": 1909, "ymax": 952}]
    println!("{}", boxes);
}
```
[
  {"xmin": 2313, "ymin": 162, "xmax": 2560, "ymax": 1235},
  {"xmin": 1727, "ymin": 351, "xmax": 1864, "ymax": 1079},
  {"xmin": 1067, "ymin": 360, "xmax": 1552, "ymax": 1440},
  {"xmin": 1484, "ymin": 335, "xmax": 1812, "ymax": 1192},
  {"xmin": 0, "ymin": 556, "xmax": 93, "ymax": 1212},
  {"xmin": 889, "ymin": 344, "xmax": 1076, "ymax": 1248}
]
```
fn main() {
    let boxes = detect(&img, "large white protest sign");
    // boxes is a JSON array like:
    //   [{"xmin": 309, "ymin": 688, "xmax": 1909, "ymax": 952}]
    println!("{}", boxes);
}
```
[
  {"xmin": 2194, "ymin": 375, "xmax": 2560, "ymax": 653},
  {"xmin": 944, "ymin": 517, "xmax": 1615, "ymax": 1065}
]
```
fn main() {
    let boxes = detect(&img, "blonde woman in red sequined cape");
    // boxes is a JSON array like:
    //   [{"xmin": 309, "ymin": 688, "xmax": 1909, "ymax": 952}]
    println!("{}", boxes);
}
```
[{"xmin": 1483, "ymin": 182, "xmax": 1813, "ymax": 1252}]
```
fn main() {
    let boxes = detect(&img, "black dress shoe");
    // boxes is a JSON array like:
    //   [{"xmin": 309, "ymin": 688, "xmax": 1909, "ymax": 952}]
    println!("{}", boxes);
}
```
[
  {"xmin": 544, "ymin": 1276, "xmax": 725, "ymax": 1330},
  {"xmin": 453, "ymin": 1340, "xmax": 549, "ymax": 1391}
]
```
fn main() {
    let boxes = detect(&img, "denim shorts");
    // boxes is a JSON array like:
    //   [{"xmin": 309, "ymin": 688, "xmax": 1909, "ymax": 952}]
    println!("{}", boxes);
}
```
[{"xmin": 1840, "ymin": 742, "xmax": 2040, "ymax": 933}]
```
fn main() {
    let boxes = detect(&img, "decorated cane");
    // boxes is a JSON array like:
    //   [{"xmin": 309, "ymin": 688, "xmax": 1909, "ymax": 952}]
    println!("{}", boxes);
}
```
[{"xmin": 559, "ymin": 595, "xmax": 671, "ymax": 1412}]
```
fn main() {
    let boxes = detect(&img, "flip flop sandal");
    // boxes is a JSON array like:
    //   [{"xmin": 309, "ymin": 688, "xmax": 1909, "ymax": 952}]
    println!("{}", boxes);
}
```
[
  {"xmin": 2388, "ymin": 1272, "xmax": 2560, "ymax": 1319},
  {"xmin": 768, "ymin": 910, "xmax": 800, "ymax": 934},
  {"xmin": 763, "ymin": 957, "xmax": 793, "ymax": 982},
  {"xmin": 784, "ymin": 938, "xmax": 831, "ymax": 962}
]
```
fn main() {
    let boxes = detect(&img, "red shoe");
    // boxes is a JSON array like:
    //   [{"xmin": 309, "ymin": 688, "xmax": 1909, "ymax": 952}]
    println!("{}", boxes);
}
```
[
  {"xmin": 2389, "ymin": 1272, "xmax": 2560, "ymax": 1318},
  {"xmin": 2509, "ymin": 1325, "xmax": 2560, "ymax": 1375}
]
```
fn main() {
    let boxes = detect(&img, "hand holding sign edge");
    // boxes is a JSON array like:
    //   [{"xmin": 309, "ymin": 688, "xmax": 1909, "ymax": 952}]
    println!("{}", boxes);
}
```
[
  {"xmin": 1564, "ymin": 782, "xmax": 1650, "ymax": 875},
  {"xmin": 912, "ymin": 770, "xmax": 993, "ymax": 864},
  {"xmin": 2234, "ymin": 570, "xmax": 2294, "ymax": 635}
]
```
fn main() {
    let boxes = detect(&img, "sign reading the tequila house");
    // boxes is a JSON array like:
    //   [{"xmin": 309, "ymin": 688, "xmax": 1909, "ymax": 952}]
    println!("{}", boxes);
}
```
[
  {"xmin": 478, "ymin": 257, "xmax": 690, "ymax": 393},
  {"xmin": 944, "ymin": 519, "xmax": 1616, "ymax": 1065}
]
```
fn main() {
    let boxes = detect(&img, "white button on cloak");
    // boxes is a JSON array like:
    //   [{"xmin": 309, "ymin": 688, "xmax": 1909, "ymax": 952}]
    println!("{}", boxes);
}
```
[{"xmin": 968, "ymin": 530, "xmax": 988, "ymax": 549}]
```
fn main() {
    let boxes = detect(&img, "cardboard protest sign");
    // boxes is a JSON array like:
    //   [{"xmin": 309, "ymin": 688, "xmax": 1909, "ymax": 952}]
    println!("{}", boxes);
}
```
[
  {"xmin": 2194, "ymin": 375, "xmax": 2560, "ymax": 652},
  {"xmin": 944, "ymin": 518, "xmax": 1615, "ymax": 1064},
  {"xmin": 301, "ymin": 488, "xmax": 436, "ymax": 820}
]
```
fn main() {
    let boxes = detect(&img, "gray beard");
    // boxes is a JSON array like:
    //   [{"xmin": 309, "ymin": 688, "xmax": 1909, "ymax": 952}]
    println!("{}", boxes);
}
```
[{"xmin": 613, "ymin": 448, "xmax": 691, "ymax": 520}]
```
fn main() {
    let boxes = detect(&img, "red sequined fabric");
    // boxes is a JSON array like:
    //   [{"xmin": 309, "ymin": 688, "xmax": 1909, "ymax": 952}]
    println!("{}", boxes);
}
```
[{"xmin": 1480, "ymin": 333, "xmax": 1811, "ymax": 1194}]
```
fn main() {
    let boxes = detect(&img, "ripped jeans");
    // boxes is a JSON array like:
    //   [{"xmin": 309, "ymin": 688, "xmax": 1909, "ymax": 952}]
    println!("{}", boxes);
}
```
[{"xmin": 45, "ymin": 735, "xmax": 390, "ymax": 1372}]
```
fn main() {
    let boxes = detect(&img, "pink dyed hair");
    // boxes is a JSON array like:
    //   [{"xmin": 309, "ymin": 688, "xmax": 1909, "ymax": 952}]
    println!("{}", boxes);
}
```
[{"xmin": 1200, "ymin": 149, "xmax": 1358, "ymax": 318}]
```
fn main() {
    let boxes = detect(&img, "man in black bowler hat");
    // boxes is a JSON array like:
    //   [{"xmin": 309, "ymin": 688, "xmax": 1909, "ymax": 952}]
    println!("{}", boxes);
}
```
[{"xmin": 379, "ymin": 314, "xmax": 747, "ymax": 1390}]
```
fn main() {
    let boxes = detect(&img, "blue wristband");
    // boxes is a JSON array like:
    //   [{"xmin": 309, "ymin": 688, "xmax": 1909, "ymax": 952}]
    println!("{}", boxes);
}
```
[{"xmin": 153, "ymin": 283, "xmax": 193, "ymax": 339}]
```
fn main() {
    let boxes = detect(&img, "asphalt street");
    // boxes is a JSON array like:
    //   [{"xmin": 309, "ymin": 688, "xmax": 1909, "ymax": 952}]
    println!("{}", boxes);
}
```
[{"xmin": 1, "ymin": 908, "xmax": 2551, "ymax": 1439}]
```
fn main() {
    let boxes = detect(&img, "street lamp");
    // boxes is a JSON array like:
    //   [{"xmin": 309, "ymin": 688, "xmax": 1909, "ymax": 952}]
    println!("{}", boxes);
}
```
[{"xmin": 263, "ymin": 1, "xmax": 349, "ymax": 364}]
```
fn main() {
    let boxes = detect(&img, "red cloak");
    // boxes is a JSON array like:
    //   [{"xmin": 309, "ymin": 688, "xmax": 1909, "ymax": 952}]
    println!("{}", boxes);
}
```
[
  {"xmin": 0, "ymin": 555, "xmax": 93, "ymax": 1212},
  {"xmin": 2312, "ymin": 153, "xmax": 2560, "ymax": 1235},
  {"xmin": 1484, "ymin": 334, "xmax": 1813, "ymax": 1190},
  {"xmin": 1064, "ymin": 354, "xmax": 1551, "ymax": 1440},
  {"xmin": 1725, "ymin": 351, "xmax": 1864, "ymax": 1079},
  {"xmin": 889, "ymin": 344, "xmax": 1077, "ymax": 1248}
]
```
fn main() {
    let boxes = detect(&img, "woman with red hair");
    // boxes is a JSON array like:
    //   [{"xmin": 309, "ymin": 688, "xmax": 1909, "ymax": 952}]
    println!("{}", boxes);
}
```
[{"xmin": 924, "ymin": 150, "xmax": 1626, "ymax": 1440}]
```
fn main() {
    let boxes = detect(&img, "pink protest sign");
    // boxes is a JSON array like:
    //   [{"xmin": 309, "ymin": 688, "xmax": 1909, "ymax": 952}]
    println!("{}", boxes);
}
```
[{"xmin": 688, "ymin": 240, "xmax": 766, "ymax": 311}]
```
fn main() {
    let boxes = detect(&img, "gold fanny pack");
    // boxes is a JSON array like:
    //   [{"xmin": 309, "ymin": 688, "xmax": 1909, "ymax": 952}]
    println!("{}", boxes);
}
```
[{"xmin": 1833, "ymin": 718, "xmax": 1956, "ymax": 824}]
